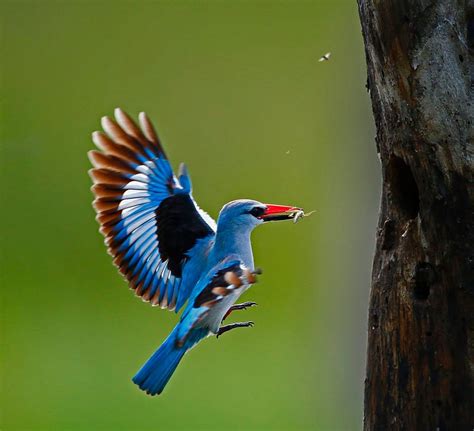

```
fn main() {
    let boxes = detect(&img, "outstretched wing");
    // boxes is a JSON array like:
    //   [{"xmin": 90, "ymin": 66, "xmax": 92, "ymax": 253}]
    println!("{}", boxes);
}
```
[{"xmin": 89, "ymin": 108, "xmax": 216, "ymax": 311}]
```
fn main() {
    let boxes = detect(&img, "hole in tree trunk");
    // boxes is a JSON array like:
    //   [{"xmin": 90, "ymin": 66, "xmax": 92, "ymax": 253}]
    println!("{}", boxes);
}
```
[
  {"xmin": 414, "ymin": 278, "xmax": 430, "ymax": 300},
  {"xmin": 467, "ymin": 14, "xmax": 474, "ymax": 49},
  {"xmin": 413, "ymin": 262, "xmax": 436, "ymax": 300},
  {"xmin": 387, "ymin": 155, "xmax": 419, "ymax": 219}
]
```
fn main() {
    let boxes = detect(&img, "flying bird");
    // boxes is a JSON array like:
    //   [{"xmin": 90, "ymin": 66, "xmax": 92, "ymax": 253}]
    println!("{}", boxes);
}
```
[
  {"xmin": 88, "ymin": 108, "xmax": 304, "ymax": 395},
  {"xmin": 318, "ymin": 52, "xmax": 331, "ymax": 62}
]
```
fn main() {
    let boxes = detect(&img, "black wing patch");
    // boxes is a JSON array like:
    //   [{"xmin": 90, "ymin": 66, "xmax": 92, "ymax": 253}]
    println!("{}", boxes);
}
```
[{"xmin": 156, "ymin": 194, "xmax": 215, "ymax": 277}]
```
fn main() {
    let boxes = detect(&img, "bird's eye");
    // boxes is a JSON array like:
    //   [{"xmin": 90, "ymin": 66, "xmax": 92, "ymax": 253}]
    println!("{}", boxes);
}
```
[{"xmin": 248, "ymin": 207, "xmax": 265, "ymax": 218}]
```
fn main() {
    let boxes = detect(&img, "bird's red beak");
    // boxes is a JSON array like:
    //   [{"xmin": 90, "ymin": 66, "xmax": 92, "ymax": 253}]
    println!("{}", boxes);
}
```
[{"xmin": 260, "ymin": 204, "xmax": 303, "ymax": 222}]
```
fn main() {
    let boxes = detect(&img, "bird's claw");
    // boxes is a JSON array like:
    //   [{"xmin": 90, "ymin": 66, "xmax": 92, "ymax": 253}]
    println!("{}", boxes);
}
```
[
  {"xmin": 216, "ymin": 321, "xmax": 255, "ymax": 338},
  {"xmin": 222, "ymin": 301, "xmax": 258, "ymax": 321},
  {"xmin": 234, "ymin": 301, "xmax": 258, "ymax": 311}
]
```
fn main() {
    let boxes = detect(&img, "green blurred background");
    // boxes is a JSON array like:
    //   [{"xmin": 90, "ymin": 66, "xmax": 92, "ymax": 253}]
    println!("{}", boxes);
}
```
[{"xmin": 1, "ymin": 1, "xmax": 379, "ymax": 430}]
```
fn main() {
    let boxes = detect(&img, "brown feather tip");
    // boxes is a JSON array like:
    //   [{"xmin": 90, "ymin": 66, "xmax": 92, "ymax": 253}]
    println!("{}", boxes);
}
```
[
  {"xmin": 114, "ymin": 108, "xmax": 146, "ymax": 142},
  {"xmin": 159, "ymin": 287, "xmax": 169, "ymax": 309},
  {"xmin": 211, "ymin": 286, "xmax": 230, "ymax": 296},
  {"xmin": 142, "ymin": 285, "xmax": 155, "ymax": 302},
  {"xmin": 91, "ymin": 184, "xmax": 122, "ymax": 200},
  {"xmin": 93, "ymin": 198, "xmax": 119, "ymax": 213},
  {"xmin": 92, "ymin": 131, "xmax": 112, "ymax": 152},
  {"xmin": 138, "ymin": 112, "xmax": 159, "ymax": 144},
  {"xmin": 92, "ymin": 130, "xmax": 141, "ymax": 165},
  {"xmin": 87, "ymin": 150, "xmax": 100, "ymax": 166},
  {"xmin": 101, "ymin": 115, "xmax": 141, "ymax": 153},
  {"xmin": 149, "ymin": 289, "xmax": 161, "ymax": 306},
  {"xmin": 224, "ymin": 271, "xmax": 243, "ymax": 287},
  {"xmin": 244, "ymin": 269, "xmax": 258, "ymax": 284},
  {"xmin": 88, "ymin": 168, "xmax": 128, "ymax": 186},
  {"xmin": 99, "ymin": 224, "xmax": 115, "ymax": 237},
  {"xmin": 96, "ymin": 211, "xmax": 120, "ymax": 226},
  {"xmin": 88, "ymin": 150, "xmax": 136, "ymax": 175},
  {"xmin": 101, "ymin": 116, "xmax": 126, "ymax": 140}
]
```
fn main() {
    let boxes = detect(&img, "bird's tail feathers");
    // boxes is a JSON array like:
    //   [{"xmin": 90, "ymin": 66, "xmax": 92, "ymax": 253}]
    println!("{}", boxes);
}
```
[{"xmin": 132, "ymin": 327, "xmax": 186, "ymax": 396}]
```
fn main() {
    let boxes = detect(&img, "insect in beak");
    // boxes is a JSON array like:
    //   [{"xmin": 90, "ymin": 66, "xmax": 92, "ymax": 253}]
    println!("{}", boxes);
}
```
[{"xmin": 259, "ymin": 204, "xmax": 310, "ymax": 223}]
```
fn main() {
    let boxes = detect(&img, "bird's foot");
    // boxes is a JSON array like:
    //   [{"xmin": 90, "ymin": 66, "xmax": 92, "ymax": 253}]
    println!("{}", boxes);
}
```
[
  {"xmin": 216, "ymin": 321, "xmax": 254, "ymax": 338},
  {"xmin": 222, "ymin": 302, "xmax": 258, "ymax": 321},
  {"xmin": 232, "ymin": 301, "xmax": 258, "ymax": 311}
]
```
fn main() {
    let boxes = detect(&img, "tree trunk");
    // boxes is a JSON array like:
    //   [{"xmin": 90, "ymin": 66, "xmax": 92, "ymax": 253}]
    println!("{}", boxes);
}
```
[{"xmin": 357, "ymin": 1, "xmax": 474, "ymax": 429}]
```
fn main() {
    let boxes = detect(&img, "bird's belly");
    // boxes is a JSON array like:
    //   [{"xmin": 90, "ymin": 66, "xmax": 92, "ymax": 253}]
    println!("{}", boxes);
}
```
[{"xmin": 202, "ymin": 286, "xmax": 247, "ymax": 334}]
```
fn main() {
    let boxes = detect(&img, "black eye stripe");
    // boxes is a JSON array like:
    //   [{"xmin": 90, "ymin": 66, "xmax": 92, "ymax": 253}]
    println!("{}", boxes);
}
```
[{"xmin": 248, "ymin": 207, "xmax": 265, "ymax": 217}]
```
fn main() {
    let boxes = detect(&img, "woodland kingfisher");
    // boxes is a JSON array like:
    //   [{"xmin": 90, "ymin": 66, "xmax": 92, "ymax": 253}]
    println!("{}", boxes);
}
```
[{"xmin": 88, "ymin": 108, "xmax": 304, "ymax": 395}]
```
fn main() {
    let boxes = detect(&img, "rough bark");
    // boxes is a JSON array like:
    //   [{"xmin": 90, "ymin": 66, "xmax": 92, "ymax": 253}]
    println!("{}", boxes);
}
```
[{"xmin": 357, "ymin": 1, "xmax": 474, "ymax": 429}]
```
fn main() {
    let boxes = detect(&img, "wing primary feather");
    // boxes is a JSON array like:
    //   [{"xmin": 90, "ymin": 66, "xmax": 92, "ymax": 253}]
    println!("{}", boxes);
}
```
[
  {"xmin": 92, "ymin": 185, "xmax": 124, "ymax": 200},
  {"xmin": 138, "ymin": 112, "xmax": 163, "ymax": 152},
  {"xmin": 158, "ymin": 268, "xmax": 170, "ymax": 305},
  {"xmin": 88, "ymin": 151, "xmax": 137, "ymax": 175},
  {"xmin": 168, "ymin": 282, "xmax": 178, "ymax": 311},
  {"xmin": 92, "ymin": 131, "xmax": 144, "ymax": 165},
  {"xmin": 89, "ymin": 168, "xmax": 130, "ymax": 186},
  {"xmin": 114, "ymin": 108, "xmax": 151, "ymax": 148},
  {"xmin": 105, "ymin": 208, "xmax": 154, "ymax": 234},
  {"xmin": 101, "ymin": 116, "xmax": 147, "ymax": 158},
  {"xmin": 148, "ymin": 261, "xmax": 165, "ymax": 298},
  {"xmin": 93, "ymin": 198, "xmax": 119, "ymax": 213},
  {"xmin": 96, "ymin": 211, "xmax": 121, "ymax": 226},
  {"xmin": 92, "ymin": 131, "xmax": 115, "ymax": 152},
  {"xmin": 140, "ymin": 255, "xmax": 162, "ymax": 295}
]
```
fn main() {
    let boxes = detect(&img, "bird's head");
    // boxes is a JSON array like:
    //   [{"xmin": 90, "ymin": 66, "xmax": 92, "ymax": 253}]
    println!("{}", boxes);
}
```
[{"xmin": 217, "ymin": 199, "xmax": 303, "ymax": 232}]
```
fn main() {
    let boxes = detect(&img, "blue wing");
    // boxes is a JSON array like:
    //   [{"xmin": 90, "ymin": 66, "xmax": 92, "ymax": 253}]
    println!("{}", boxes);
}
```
[{"xmin": 89, "ymin": 108, "xmax": 216, "ymax": 311}]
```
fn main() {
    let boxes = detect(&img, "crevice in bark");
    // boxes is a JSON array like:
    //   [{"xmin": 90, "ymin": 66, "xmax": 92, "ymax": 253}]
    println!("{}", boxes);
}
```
[
  {"xmin": 467, "ymin": 14, "xmax": 474, "ymax": 49},
  {"xmin": 412, "ymin": 262, "xmax": 436, "ymax": 301},
  {"xmin": 380, "ymin": 219, "xmax": 396, "ymax": 250},
  {"xmin": 386, "ymin": 155, "xmax": 419, "ymax": 220}
]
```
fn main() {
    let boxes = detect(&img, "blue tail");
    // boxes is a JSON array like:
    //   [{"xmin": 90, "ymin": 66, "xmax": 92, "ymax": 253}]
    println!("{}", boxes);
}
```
[{"xmin": 132, "ymin": 327, "xmax": 186, "ymax": 396}]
